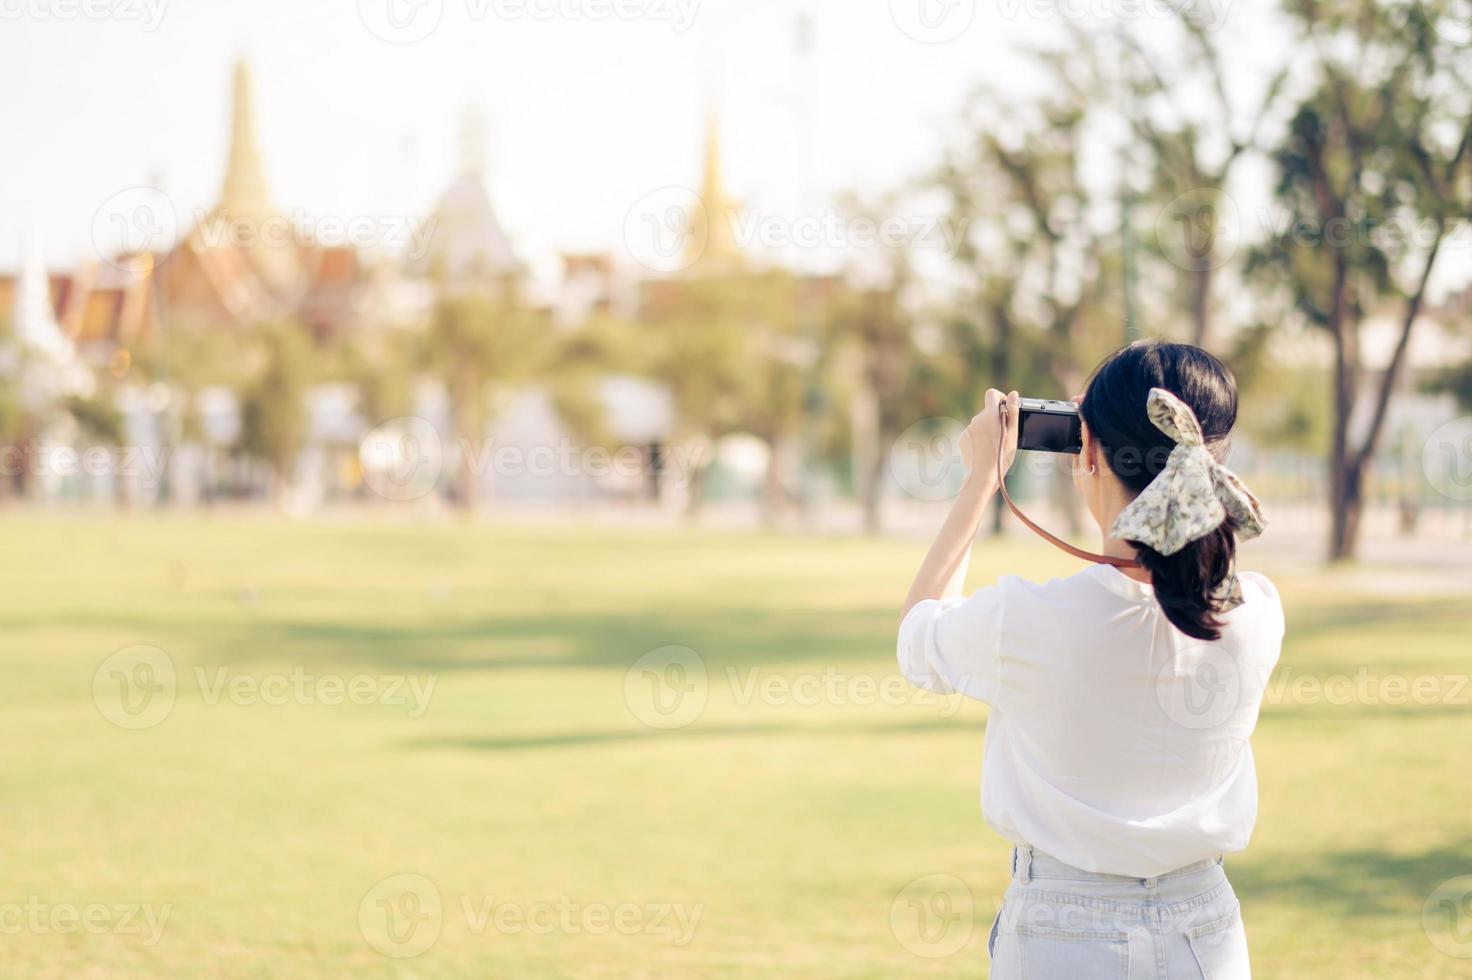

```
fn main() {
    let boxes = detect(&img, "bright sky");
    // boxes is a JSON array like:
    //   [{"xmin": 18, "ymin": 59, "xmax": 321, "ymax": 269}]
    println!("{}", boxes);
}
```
[{"xmin": 1, "ymin": 0, "xmax": 1289, "ymax": 273}]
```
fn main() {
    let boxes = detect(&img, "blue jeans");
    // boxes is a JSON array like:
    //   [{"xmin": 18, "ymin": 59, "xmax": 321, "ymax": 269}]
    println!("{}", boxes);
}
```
[{"xmin": 987, "ymin": 845, "xmax": 1250, "ymax": 979}]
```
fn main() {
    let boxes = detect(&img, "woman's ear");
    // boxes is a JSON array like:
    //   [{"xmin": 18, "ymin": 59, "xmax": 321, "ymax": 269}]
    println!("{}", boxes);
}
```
[{"xmin": 1079, "ymin": 419, "xmax": 1098, "ymax": 472}]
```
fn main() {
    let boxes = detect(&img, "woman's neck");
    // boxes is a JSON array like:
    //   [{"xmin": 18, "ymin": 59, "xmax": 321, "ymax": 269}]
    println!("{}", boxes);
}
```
[{"xmin": 1097, "ymin": 494, "xmax": 1153, "ymax": 584}]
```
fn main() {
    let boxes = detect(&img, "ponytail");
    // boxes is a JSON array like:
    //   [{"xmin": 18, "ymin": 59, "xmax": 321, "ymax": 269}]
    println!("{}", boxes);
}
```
[
  {"xmin": 1080, "ymin": 341, "xmax": 1246, "ymax": 641},
  {"xmin": 1131, "ymin": 520, "xmax": 1238, "ymax": 641}
]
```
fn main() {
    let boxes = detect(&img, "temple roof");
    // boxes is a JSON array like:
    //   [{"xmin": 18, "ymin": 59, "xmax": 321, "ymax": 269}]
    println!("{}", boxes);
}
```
[{"xmin": 410, "ymin": 119, "xmax": 521, "ymax": 285}]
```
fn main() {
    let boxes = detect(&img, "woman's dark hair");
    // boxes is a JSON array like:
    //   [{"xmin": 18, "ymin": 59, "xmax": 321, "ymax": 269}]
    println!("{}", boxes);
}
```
[{"xmin": 1080, "ymin": 340, "xmax": 1239, "ymax": 641}]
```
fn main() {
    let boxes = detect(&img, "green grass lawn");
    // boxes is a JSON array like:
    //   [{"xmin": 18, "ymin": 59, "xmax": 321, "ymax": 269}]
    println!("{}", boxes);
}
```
[{"xmin": 0, "ymin": 513, "xmax": 1468, "ymax": 978}]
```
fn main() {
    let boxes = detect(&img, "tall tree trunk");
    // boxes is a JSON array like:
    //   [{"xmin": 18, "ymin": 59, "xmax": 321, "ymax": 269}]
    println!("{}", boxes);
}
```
[
  {"xmin": 989, "ymin": 306, "xmax": 1013, "ymax": 537},
  {"xmin": 683, "ymin": 458, "xmax": 708, "ymax": 521},
  {"xmin": 454, "ymin": 367, "xmax": 482, "ymax": 513},
  {"xmin": 852, "ymin": 381, "xmax": 883, "ymax": 535},
  {"xmin": 862, "ymin": 447, "xmax": 886, "ymax": 536},
  {"xmin": 1329, "ymin": 456, "xmax": 1365, "ymax": 563},
  {"xmin": 1190, "ymin": 264, "xmax": 1212, "ymax": 348},
  {"xmin": 1329, "ymin": 231, "xmax": 1442, "ymax": 562},
  {"xmin": 1326, "ymin": 252, "xmax": 1358, "ymax": 563},
  {"xmin": 761, "ymin": 436, "xmax": 786, "ymax": 528}
]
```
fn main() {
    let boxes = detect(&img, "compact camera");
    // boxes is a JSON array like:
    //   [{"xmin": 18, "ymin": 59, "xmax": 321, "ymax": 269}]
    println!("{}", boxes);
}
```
[{"xmin": 1015, "ymin": 398, "xmax": 1082, "ymax": 455}]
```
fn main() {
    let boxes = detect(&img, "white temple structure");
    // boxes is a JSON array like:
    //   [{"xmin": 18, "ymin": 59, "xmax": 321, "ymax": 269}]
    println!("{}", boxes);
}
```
[{"xmin": 6, "ymin": 237, "xmax": 94, "ymax": 411}]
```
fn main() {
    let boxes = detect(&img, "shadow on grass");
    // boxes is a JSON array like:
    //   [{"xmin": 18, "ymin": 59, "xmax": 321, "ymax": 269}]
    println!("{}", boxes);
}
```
[
  {"xmin": 139, "ymin": 608, "xmax": 904, "ymax": 674},
  {"xmin": 1284, "ymin": 596, "xmax": 1472, "ymax": 644},
  {"xmin": 1232, "ymin": 843, "xmax": 1472, "ymax": 919},
  {"xmin": 406, "ymin": 718, "xmax": 971, "ymax": 752}
]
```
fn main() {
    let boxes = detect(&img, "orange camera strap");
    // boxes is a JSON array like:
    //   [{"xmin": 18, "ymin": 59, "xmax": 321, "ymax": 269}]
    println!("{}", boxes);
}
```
[{"xmin": 996, "ymin": 403, "xmax": 1141, "ymax": 569}]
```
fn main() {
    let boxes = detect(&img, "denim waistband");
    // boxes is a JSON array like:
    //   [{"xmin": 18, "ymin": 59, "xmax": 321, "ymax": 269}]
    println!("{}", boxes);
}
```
[
  {"xmin": 1012, "ymin": 844, "xmax": 1224, "ymax": 891},
  {"xmin": 1008, "ymin": 845, "xmax": 1232, "ymax": 920}
]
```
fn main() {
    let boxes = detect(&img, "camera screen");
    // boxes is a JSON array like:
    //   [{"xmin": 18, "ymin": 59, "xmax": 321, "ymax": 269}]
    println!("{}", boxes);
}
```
[{"xmin": 1018, "ymin": 410, "xmax": 1082, "ymax": 454}]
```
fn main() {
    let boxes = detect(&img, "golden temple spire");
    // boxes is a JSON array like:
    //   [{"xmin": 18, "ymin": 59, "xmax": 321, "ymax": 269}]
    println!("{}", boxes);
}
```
[
  {"xmin": 687, "ymin": 107, "xmax": 742, "ymax": 271},
  {"xmin": 218, "ymin": 58, "xmax": 272, "ymax": 218}
]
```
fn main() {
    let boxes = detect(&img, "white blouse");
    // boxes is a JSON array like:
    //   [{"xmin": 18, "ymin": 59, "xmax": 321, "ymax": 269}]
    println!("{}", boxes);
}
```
[{"xmin": 898, "ymin": 563, "xmax": 1284, "ymax": 878}]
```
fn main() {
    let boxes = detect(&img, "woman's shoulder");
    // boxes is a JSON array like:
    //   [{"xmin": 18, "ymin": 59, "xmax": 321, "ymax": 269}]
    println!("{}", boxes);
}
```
[
  {"xmin": 988, "ymin": 565, "xmax": 1136, "ymax": 606},
  {"xmin": 1236, "ymin": 569, "xmax": 1279, "ymax": 597},
  {"xmin": 1227, "ymin": 570, "xmax": 1286, "ymax": 639},
  {"xmin": 1235, "ymin": 570, "xmax": 1283, "ymax": 613}
]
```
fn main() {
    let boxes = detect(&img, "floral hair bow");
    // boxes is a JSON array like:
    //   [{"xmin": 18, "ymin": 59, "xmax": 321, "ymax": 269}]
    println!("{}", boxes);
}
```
[{"xmin": 1109, "ymin": 388, "xmax": 1266, "ymax": 607}]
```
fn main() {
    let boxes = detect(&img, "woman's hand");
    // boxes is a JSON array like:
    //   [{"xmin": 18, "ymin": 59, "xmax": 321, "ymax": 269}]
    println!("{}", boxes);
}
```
[
  {"xmin": 901, "ymin": 388, "xmax": 1020, "ymax": 621},
  {"xmin": 960, "ymin": 389, "xmax": 1020, "ymax": 486}
]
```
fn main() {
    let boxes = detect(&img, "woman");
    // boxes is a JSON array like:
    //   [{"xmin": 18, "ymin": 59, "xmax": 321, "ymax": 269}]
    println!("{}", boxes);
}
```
[{"xmin": 898, "ymin": 341, "xmax": 1283, "ymax": 979}]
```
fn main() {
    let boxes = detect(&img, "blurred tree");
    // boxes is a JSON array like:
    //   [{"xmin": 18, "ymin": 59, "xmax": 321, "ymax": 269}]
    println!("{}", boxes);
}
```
[
  {"xmin": 709, "ymin": 271, "xmax": 810, "ymax": 527},
  {"xmin": 1116, "ymin": 10, "xmax": 1290, "ymax": 348},
  {"xmin": 1249, "ymin": 0, "xmax": 1472, "ymax": 562},
  {"xmin": 1425, "ymin": 359, "xmax": 1472, "ymax": 413},
  {"xmin": 825, "ymin": 275, "xmax": 913, "ymax": 534},
  {"xmin": 938, "ymin": 54, "xmax": 1128, "ymax": 532},
  {"xmin": 636, "ymin": 276, "xmax": 760, "ymax": 518},
  {"xmin": 1228, "ymin": 321, "xmax": 1332, "ymax": 454},
  {"xmin": 239, "ymin": 322, "xmax": 313, "ymax": 506},
  {"xmin": 543, "ymin": 315, "xmax": 620, "ymax": 451},
  {"xmin": 423, "ymin": 289, "xmax": 553, "ymax": 510},
  {"xmin": 63, "ymin": 393, "xmax": 124, "ymax": 446},
  {"xmin": 330, "ymin": 329, "xmax": 415, "ymax": 428},
  {"xmin": 134, "ymin": 321, "xmax": 256, "ymax": 501},
  {"xmin": 819, "ymin": 194, "xmax": 930, "ymax": 534}
]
